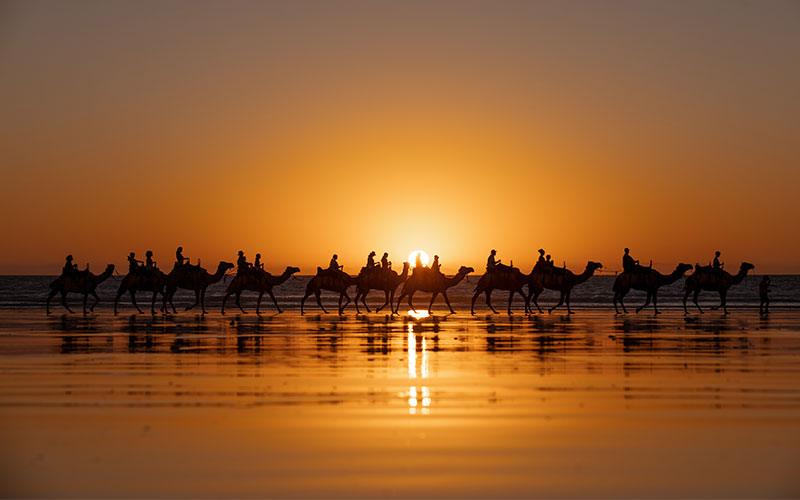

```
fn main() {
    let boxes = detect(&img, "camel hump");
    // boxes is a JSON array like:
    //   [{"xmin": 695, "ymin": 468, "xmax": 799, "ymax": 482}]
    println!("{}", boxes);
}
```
[{"xmin": 316, "ymin": 266, "xmax": 324, "ymax": 275}]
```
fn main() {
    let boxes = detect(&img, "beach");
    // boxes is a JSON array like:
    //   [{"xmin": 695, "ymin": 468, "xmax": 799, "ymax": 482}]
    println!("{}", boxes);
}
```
[{"xmin": 1, "ymin": 309, "xmax": 799, "ymax": 498}]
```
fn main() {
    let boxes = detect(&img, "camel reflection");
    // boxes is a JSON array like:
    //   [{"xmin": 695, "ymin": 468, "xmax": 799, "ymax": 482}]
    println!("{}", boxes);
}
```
[{"xmin": 407, "ymin": 323, "xmax": 431, "ymax": 415}]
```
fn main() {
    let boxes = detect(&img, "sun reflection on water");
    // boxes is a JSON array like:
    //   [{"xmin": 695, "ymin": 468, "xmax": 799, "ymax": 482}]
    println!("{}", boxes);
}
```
[{"xmin": 407, "ymin": 323, "xmax": 431, "ymax": 415}]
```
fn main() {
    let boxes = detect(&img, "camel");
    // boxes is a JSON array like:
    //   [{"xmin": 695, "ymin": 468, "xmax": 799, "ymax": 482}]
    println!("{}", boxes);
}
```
[
  {"xmin": 395, "ymin": 266, "xmax": 474, "ymax": 314},
  {"xmin": 113, "ymin": 268, "xmax": 170, "ymax": 315},
  {"xmin": 526, "ymin": 261, "xmax": 603, "ymax": 314},
  {"xmin": 613, "ymin": 263, "xmax": 693, "ymax": 314},
  {"xmin": 354, "ymin": 262, "xmax": 410, "ymax": 314},
  {"xmin": 222, "ymin": 266, "xmax": 301, "ymax": 315},
  {"xmin": 46, "ymin": 264, "xmax": 115, "ymax": 315},
  {"xmin": 683, "ymin": 262, "xmax": 755, "ymax": 315},
  {"xmin": 471, "ymin": 266, "xmax": 531, "ymax": 315},
  {"xmin": 163, "ymin": 261, "xmax": 234, "ymax": 314},
  {"xmin": 300, "ymin": 268, "xmax": 358, "ymax": 315}
]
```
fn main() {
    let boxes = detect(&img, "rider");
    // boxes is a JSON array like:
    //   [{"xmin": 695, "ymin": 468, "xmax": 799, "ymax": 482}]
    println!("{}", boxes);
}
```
[
  {"xmin": 236, "ymin": 251, "xmax": 251, "ymax": 275},
  {"xmin": 329, "ymin": 254, "xmax": 343, "ymax": 272},
  {"xmin": 254, "ymin": 253, "xmax": 263, "ymax": 271},
  {"xmin": 713, "ymin": 251, "xmax": 724, "ymax": 271},
  {"xmin": 366, "ymin": 251, "xmax": 377, "ymax": 270},
  {"xmin": 431, "ymin": 254, "xmax": 441, "ymax": 273},
  {"xmin": 487, "ymin": 249, "xmax": 500, "ymax": 272},
  {"xmin": 622, "ymin": 248, "xmax": 639, "ymax": 273},
  {"xmin": 62, "ymin": 255, "xmax": 77, "ymax": 276},
  {"xmin": 128, "ymin": 252, "xmax": 143, "ymax": 274},
  {"xmin": 145, "ymin": 251, "xmax": 156, "ymax": 272},
  {"xmin": 381, "ymin": 252, "xmax": 390, "ymax": 269},
  {"xmin": 176, "ymin": 246, "xmax": 189, "ymax": 267},
  {"xmin": 537, "ymin": 249, "xmax": 546, "ymax": 265}
]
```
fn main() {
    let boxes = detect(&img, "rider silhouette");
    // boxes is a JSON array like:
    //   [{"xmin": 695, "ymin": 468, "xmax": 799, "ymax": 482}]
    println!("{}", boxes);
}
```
[
  {"xmin": 713, "ymin": 251, "xmax": 724, "ymax": 270},
  {"xmin": 236, "ymin": 251, "xmax": 251, "ymax": 275},
  {"xmin": 487, "ymin": 250, "xmax": 500, "ymax": 272},
  {"xmin": 176, "ymin": 247, "xmax": 189, "ymax": 267},
  {"xmin": 63, "ymin": 255, "xmax": 77, "ymax": 276},
  {"xmin": 329, "ymin": 254, "xmax": 343, "ymax": 272},
  {"xmin": 254, "ymin": 253, "xmax": 263, "ymax": 270},
  {"xmin": 381, "ymin": 252, "xmax": 390, "ymax": 269},
  {"xmin": 366, "ymin": 251, "xmax": 376, "ymax": 270},
  {"xmin": 431, "ymin": 255, "xmax": 441, "ymax": 273},
  {"xmin": 145, "ymin": 250, "xmax": 156, "ymax": 272},
  {"xmin": 128, "ymin": 252, "xmax": 143, "ymax": 274},
  {"xmin": 537, "ymin": 249, "xmax": 546, "ymax": 265},
  {"xmin": 622, "ymin": 248, "xmax": 639, "ymax": 273}
]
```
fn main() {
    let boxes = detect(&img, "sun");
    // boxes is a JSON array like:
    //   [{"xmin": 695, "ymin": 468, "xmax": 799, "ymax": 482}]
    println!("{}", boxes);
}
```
[{"xmin": 408, "ymin": 250, "xmax": 430, "ymax": 268}]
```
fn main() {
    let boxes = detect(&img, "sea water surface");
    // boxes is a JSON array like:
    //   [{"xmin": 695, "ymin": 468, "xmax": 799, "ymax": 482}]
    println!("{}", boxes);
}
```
[{"xmin": 1, "ymin": 276, "xmax": 799, "ymax": 497}]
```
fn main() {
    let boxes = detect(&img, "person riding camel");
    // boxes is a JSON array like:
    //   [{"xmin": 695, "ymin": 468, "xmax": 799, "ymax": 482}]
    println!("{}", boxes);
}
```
[
  {"xmin": 176, "ymin": 247, "xmax": 189, "ymax": 267},
  {"xmin": 537, "ymin": 249, "xmax": 546, "ymax": 264},
  {"xmin": 236, "ymin": 251, "xmax": 251, "ymax": 276},
  {"xmin": 487, "ymin": 250, "xmax": 500, "ymax": 272},
  {"xmin": 622, "ymin": 248, "xmax": 640, "ymax": 273},
  {"xmin": 254, "ymin": 253, "xmax": 263, "ymax": 271},
  {"xmin": 414, "ymin": 253, "xmax": 423, "ymax": 270},
  {"xmin": 431, "ymin": 254, "xmax": 441, "ymax": 274},
  {"xmin": 128, "ymin": 252, "xmax": 143, "ymax": 274},
  {"xmin": 62, "ymin": 255, "xmax": 78, "ymax": 277},
  {"xmin": 329, "ymin": 254, "xmax": 343, "ymax": 272},
  {"xmin": 713, "ymin": 251, "xmax": 724, "ymax": 273},
  {"xmin": 381, "ymin": 252, "xmax": 390, "ymax": 270},
  {"xmin": 145, "ymin": 250, "xmax": 156, "ymax": 272},
  {"xmin": 366, "ymin": 251, "xmax": 377, "ymax": 271}
]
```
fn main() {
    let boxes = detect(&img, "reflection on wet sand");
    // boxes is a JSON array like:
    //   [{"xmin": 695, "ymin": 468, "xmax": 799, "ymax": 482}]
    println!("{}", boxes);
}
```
[{"xmin": 1, "ymin": 310, "xmax": 799, "ymax": 497}]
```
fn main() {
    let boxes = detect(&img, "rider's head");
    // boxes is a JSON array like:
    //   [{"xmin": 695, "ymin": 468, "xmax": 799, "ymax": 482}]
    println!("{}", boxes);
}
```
[
  {"xmin": 546, "ymin": 254, "xmax": 551, "ymax": 260},
  {"xmin": 538, "ymin": 249, "xmax": 544, "ymax": 255},
  {"xmin": 256, "ymin": 253, "xmax": 261, "ymax": 258},
  {"xmin": 624, "ymin": 248, "xmax": 630, "ymax": 254},
  {"xmin": 66, "ymin": 255, "xmax": 73, "ymax": 261},
  {"xmin": 383, "ymin": 252, "xmax": 388, "ymax": 257},
  {"xmin": 434, "ymin": 255, "xmax": 439, "ymax": 259},
  {"xmin": 146, "ymin": 250, "xmax": 152, "ymax": 257},
  {"xmin": 491, "ymin": 249, "xmax": 496, "ymax": 255},
  {"xmin": 129, "ymin": 252, "xmax": 135, "ymax": 258},
  {"xmin": 333, "ymin": 254, "xmax": 338, "ymax": 260},
  {"xmin": 369, "ymin": 251, "xmax": 376, "ymax": 257},
  {"xmin": 238, "ymin": 250, "xmax": 244, "ymax": 257},
  {"xmin": 177, "ymin": 246, "xmax": 183, "ymax": 252},
  {"xmin": 715, "ymin": 251, "xmax": 721, "ymax": 257}
]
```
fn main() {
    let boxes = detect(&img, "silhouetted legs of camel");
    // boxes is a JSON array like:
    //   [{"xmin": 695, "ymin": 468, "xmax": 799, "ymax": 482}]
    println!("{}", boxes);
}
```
[{"xmin": 300, "ymin": 289, "xmax": 351, "ymax": 315}]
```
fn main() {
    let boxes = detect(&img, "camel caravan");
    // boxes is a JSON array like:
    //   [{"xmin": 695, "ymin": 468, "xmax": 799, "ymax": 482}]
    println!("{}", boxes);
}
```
[{"xmin": 46, "ymin": 247, "xmax": 765, "ymax": 316}]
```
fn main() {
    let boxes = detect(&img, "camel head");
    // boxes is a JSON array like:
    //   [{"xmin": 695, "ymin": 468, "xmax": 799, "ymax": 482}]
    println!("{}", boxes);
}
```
[
  {"xmin": 676, "ymin": 263, "xmax": 693, "ymax": 274},
  {"xmin": 285, "ymin": 266, "xmax": 301, "ymax": 276},
  {"xmin": 217, "ymin": 261, "xmax": 235, "ymax": 273},
  {"xmin": 458, "ymin": 266, "xmax": 475, "ymax": 275},
  {"xmin": 740, "ymin": 262, "xmax": 755, "ymax": 273},
  {"xmin": 586, "ymin": 261, "xmax": 603, "ymax": 273}
]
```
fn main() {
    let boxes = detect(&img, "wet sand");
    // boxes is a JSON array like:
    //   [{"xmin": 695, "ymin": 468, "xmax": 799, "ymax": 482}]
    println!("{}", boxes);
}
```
[{"xmin": 1, "ymin": 309, "xmax": 799, "ymax": 498}]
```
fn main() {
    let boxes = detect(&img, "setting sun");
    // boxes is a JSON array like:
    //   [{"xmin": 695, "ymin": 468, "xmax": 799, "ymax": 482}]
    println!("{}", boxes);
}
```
[{"xmin": 408, "ymin": 250, "xmax": 430, "ymax": 268}]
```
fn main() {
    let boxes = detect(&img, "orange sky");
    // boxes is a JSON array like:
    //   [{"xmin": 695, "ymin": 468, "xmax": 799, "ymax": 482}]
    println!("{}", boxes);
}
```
[{"xmin": 1, "ymin": 1, "xmax": 799, "ymax": 274}]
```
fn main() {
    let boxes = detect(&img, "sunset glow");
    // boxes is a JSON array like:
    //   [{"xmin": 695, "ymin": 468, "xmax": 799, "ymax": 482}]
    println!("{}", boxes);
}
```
[{"xmin": 408, "ymin": 251, "xmax": 430, "ymax": 268}]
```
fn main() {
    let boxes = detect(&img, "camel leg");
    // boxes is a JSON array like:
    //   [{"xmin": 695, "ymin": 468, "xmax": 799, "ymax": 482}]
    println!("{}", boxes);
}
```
[
  {"xmin": 549, "ymin": 292, "xmax": 565, "ymax": 314},
  {"xmin": 693, "ymin": 290, "xmax": 703, "ymax": 314},
  {"xmin": 361, "ymin": 290, "xmax": 371, "ymax": 313},
  {"xmin": 170, "ymin": 292, "xmax": 178, "ymax": 314},
  {"xmin": 470, "ymin": 290, "xmax": 480, "ymax": 315},
  {"xmin": 235, "ymin": 291, "xmax": 247, "ymax": 314},
  {"xmin": 339, "ymin": 291, "xmax": 351, "ymax": 315},
  {"xmin": 486, "ymin": 290, "xmax": 499, "ymax": 314},
  {"xmin": 90, "ymin": 291, "xmax": 100, "ymax": 312},
  {"xmin": 682, "ymin": 289, "xmax": 691, "ymax": 315},
  {"xmin": 222, "ymin": 289, "xmax": 234, "ymax": 315},
  {"xmin": 566, "ymin": 290, "xmax": 573, "ymax": 314},
  {"xmin": 443, "ymin": 291, "xmax": 455, "ymax": 314},
  {"xmin": 130, "ymin": 291, "xmax": 144, "ymax": 314},
  {"xmin": 636, "ymin": 292, "xmax": 652, "ymax": 314},
  {"xmin": 354, "ymin": 291, "xmax": 361, "ymax": 314},
  {"xmin": 613, "ymin": 289, "xmax": 628, "ymax": 314},
  {"xmin": 532, "ymin": 292, "xmax": 543, "ymax": 314},
  {"xmin": 720, "ymin": 291, "xmax": 728, "ymax": 315},
  {"xmin": 428, "ymin": 292, "xmax": 439, "ymax": 313},
  {"xmin": 46, "ymin": 289, "xmax": 58, "ymax": 314},
  {"xmin": 653, "ymin": 292, "xmax": 660, "ymax": 315},
  {"xmin": 507, "ymin": 290, "xmax": 515, "ymax": 315},
  {"xmin": 268, "ymin": 290, "xmax": 282, "ymax": 314},
  {"xmin": 151, "ymin": 291, "xmax": 159, "ymax": 315},
  {"xmin": 83, "ymin": 293, "xmax": 88, "ymax": 315},
  {"xmin": 315, "ymin": 291, "xmax": 328, "ymax": 314},
  {"xmin": 200, "ymin": 289, "xmax": 207, "ymax": 315},
  {"xmin": 300, "ymin": 292, "xmax": 308, "ymax": 314},
  {"xmin": 376, "ymin": 291, "xmax": 390, "ymax": 313},
  {"xmin": 186, "ymin": 290, "xmax": 200, "ymax": 311},
  {"xmin": 256, "ymin": 291, "xmax": 264, "ymax": 315},
  {"xmin": 407, "ymin": 291, "xmax": 416, "ymax": 313}
]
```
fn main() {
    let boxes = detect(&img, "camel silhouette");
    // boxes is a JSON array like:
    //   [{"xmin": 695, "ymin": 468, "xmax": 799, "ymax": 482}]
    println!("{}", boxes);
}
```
[
  {"xmin": 222, "ymin": 266, "xmax": 301, "ymax": 315},
  {"xmin": 163, "ymin": 261, "xmax": 234, "ymax": 314},
  {"xmin": 300, "ymin": 268, "xmax": 357, "ymax": 315},
  {"xmin": 683, "ymin": 262, "xmax": 755, "ymax": 315},
  {"xmin": 113, "ymin": 268, "xmax": 170, "ymax": 315},
  {"xmin": 354, "ymin": 262, "xmax": 410, "ymax": 314},
  {"xmin": 470, "ymin": 266, "xmax": 531, "ymax": 315},
  {"xmin": 613, "ymin": 263, "xmax": 693, "ymax": 314},
  {"xmin": 46, "ymin": 264, "xmax": 115, "ymax": 315},
  {"xmin": 526, "ymin": 261, "xmax": 603, "ymax": 314},
  {"xmin": 395, "ymin": 266, "xmax": 474, "ymax": 314}
]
